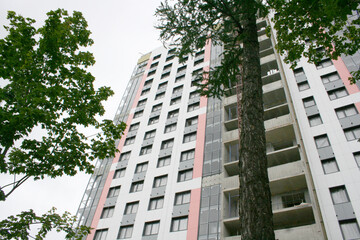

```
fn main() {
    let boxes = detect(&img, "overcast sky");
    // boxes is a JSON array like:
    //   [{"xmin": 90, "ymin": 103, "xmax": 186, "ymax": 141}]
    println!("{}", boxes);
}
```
[{"xmin": 0, "ymin": 0, "xmax": 163, "ymax": 238}]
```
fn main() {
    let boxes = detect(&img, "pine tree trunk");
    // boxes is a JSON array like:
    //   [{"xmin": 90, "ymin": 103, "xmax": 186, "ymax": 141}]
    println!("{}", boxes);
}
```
[{"xmin": 238, "ymin": 2, "xmax": 275, "ymax": 239}]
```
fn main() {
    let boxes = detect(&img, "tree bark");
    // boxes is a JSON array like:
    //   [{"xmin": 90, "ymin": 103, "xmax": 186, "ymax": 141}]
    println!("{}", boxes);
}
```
[{"xmin": 238, "ymin": 1, "xmax": 275, "ymax": 239}]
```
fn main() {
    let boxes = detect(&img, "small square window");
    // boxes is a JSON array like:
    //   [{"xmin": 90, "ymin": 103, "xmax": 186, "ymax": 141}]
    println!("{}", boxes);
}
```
[
  {"xmin": 113, "ymin": 168, "xmax": 126, "ymax": 179},
  {"xmin": 144, "ymin": 130, "xmax": 156, "ymax": 140},
  {"xmin": 183, "ymin": 132, "xmax": 197, "ymax": 143},
  {"xmin": 173, "ymin": 85, "xmax": 183, "ymax": 94},
  {"xmin": 124, "ymin": 136, "xmax": 135, "ymax": 146},
  {"xmin": 101, "ymin": 207, "xmax": 115, "ymax": 219},
  {"xmin": 336, "ymin": 105, "xmax": 358, "ymax": 119},
  {"xmin": 303, "ymin": 96, "xmax": 316, "ymax": 108},
  {"xmin": 143, "ymin": 221, "xmax": 160, "ymax": 236},
  {"xmin": 168, "ymin": 109, "xmax": 179, "ymax": 119},
  {"xmin": 140, "ymin": 145, "xmax": 152, "ymax": 155},
  {"xmin": 188, "ymin": 102, "xmax": 200, "ymax": 112},
  {"xmin": 185, "ymin": 116, "xmax": 198, "ymax": 127},
  {"xmin": 137, "ymin": 99, "xmax": 147, "ymax": 107},
  {"xmin": 328, "ymin": 87, "xmax": 349, "ymax": 100},
  {"xmin": 124, "ymin": 201, "xmax": 139, "ymax": 215},
  {"xmin": 298, "ymin": 81, "xmax": 310, "ymax": 91},
  {"xmin": 344, "ymin": 127, "xmax": 360, "ymax": 141},
  {"xmin": 141, "ymin": 89, "xmax": 150, "ymax": 96},
  {"xmin": 94, "ymin": 229, "xmax": 108, "ymax": 240},
  {"xmin": 152, "ymin": 103, "xmax": 162, "ymax": 112},
  {"xmin": 129, "ymin": 123, "xmax": 140, "ymax": 131},
  {"xmin": 314, "ymin": 135, "xmax": 330, "ymax": 149},
  {"xmin": 170, "ymin": 96, "xmax": 181, "ymax": 105},
  {"xmin": 148, "ymin": 197, "xmax": 164, "ymax": 210},
  {"xmin": 157, "ymin": 156, "xmax": 171, "ymax": 167},
  {"xmin": 340, "ymin": 220, "xmax": 360, "ymax": 240},
  {"xmin": 321, "ymin": 72, "xmax": 340, "ymax": 84},
  {"xmin": 330, "ymin": 186, "xmax": 349, "ymax": 204},
  {"xmin": 153, "ymin": 175, "xmax": 168, "ymax": 188},
  {"xmin": 161, "ymin": 139, "xmax": 174, "ymax": 149},
  {"xmin": 316, "ymin": 58, "xmax": 333, "ymax": 69},
  {"xmin": 174, "ymin": 191, "xmax": 191, "ymax": 205},
  {"xmin": 119, "ymin": 152, "xmax": 131, "ymax": 162},
  {"xmin": 181, "ymin": 149, "xmax": 195, "ymax": 162},
  {"xmin": 171, "ymin": 216, "xmax": 188, "ymax": 232},
  {"xmin": 178, "ymin": 169, "xmax": 193, "ymax": 182},
  {"xmin": 135, "ymin": 162, "xmax": 148, "ymax": 173},
  {"xmin": 107, "ymin": 186, "xmax": 121, "ymax": 198},
  {"xmin": 148, "ymin": 116, "xmax": 159, "ymax": 125},
  {"xmin": 321, "ymin": 158, "xmax": 339, "ymax": 174},
  {"xmin": 164, "ymin": 123, "xmax": 177, "ymax": 133},
  {"xmin": 353, "ymin": 152, "xmax": 360, "ymax": 168},
  {"xmin": 158, "ymin": 82, "xmax": 168, "ymax": 90},
  {"xmin": 155, "ymin": 92, "xmax": 165, "ymax": 100},
  {"xmin": 134, "ymin": 110, "xmax": 144, "ymax": 118},
  {"xmin": 118, "ymin": 225, "xmax": 133, "ymax": 239},
  {"xmin": 308, "ymin": 114, "xmax": 323, "ymax": 127},
  {"xmin": 130, "ymin": 181, "xmax": 144, "ymax": 193},
  {"xmin": 153, "ymin": 54, "xmax": 161, "ymax": 60}
]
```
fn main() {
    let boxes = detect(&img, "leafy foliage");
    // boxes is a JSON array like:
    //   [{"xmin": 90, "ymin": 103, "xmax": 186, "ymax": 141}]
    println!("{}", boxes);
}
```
[
  {"xmin": 156, "ymin": 0, "xmax": 268, "ymax": 98},
  {"xmin": 0, "ymin": 9, "xmax": 126, "ymax": 200},
  {"xmin": 0, "ymin": 207, "xmax": 90, "ymax": 239},
  {"xmin": 268, "ymin": 0, "xmax": 360, "ymax": 82}
]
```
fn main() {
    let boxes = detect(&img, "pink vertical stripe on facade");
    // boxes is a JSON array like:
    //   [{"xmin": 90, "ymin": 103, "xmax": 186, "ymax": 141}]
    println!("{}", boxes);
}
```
[
  {"xmin": 186, "ymin": 188, "xmax": 201, "ymax": 240},
  {"xmin": 86, "ymin": 57, "xmax": 152, "ymax": 239},
  {"xmin": 193, "ymin": 113, "xmax": 206, "ymax": 178},
  {"xmin": 332, "ymin": 57, "xmax": 360, "ymax": 94}
]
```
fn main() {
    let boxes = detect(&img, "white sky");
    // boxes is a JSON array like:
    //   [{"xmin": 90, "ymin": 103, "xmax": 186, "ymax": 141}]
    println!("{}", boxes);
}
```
[{"xmin": 0, "ymin": 0, "xmax": 162, "ymax": 238}]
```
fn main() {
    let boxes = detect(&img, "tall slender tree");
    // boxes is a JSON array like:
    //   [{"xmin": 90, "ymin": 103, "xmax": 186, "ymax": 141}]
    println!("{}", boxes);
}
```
[{"xmin": 156, "ymin": 0, "xmax": 360, "ymax": 239}]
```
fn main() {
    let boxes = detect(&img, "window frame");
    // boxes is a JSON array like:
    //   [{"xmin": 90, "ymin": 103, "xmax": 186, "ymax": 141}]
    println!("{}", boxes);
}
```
[
  {"xmin": 153, "ymin": 175, "xmax": 168, "ymax": 188},
  {"xmin": 130, "ymin": 181, "xmax": 144, "ymax": 193},
  {"xmin": 148, "ymin": 196, "xmax": 164, "ymax": 210},
  {"xmin": 178, "ymin": 169, "xmax": 193, "ymax": 182}
]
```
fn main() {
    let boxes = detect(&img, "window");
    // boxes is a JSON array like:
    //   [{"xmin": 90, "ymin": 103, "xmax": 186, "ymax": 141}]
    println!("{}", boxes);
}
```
[
  {"xmin": 144, "ymin": 79, "xmax": 153, "ymax": 86},
  {"xmin": 161, "ymin": 72, "xmax": 170, "ymax": 79},
  {"xmin": 155, "ymin": 92, "xmax": 165, "ymax": 100},
  {"xmin": 328, "ymin": 87, "xmax": 348, "ymax": 100},
  {"xmin": 119, "ymin": 151, "xmax": 131, "ymax": 162},
  {"xmin": 178, "ymin": 169, "xmax": 193, "ymax": 182},
  {"xmin": 189, "ymin": 91, "xmax": 200, "ymax": 99},
  {"xmin": 353, "ymin": 152, "xmax": 360, "ymax": 167},
  {"xmin": 174, "ymin": 191, "xmax": 191, "ymax": 205},
  {"xmin": 344, "ymin": 127, "xmax": 360, "ymax": 141},
  {"xmin": 330, "ymin": 186, "xmax": 349, "ymax": 204},
  {"xmin": 101, "ymin": 206, "xmax": 115, "ymax": 219},
  {"xmin": 321, "ymin": 72, "xmax": 341, "ymax": 84},
  {"xmin": 173, "ymin": 85, "xmax": 183, "ymax": 94},
  {"xmin": 144, "ymin": 130, "xmax": 156, "ymax": 140},
  {"xmin": 185, "ymin": 116, "xmax": 198, "ymax": 127},
  {"xmin": 113, "ymin": 168, "xmax": 126, "ymax": 179},
  {"xmin": 129, "ymin": 123, "xmax": 140, "ymax": 131},
  {"xmin": 141, "ymin": 88, "xmax": 150, "ymax": 96},
  {"xmin": 170, "ymin": 96, "xmax": 181, "ymax": 105},
  {"xmin": 298, "ymin": 81, "xmax": 310, "ymax": 91},
  {"xmin": 152, "ymin": 103, "xmax": 162, "ymax": 112},
  {"xmin": 166, "ymin": 55, "xmax": 175, "ymax": 61},
  {"xmin": 148, "ymin": 116, "xmax": 159, "ymax": 125},
  {"xmin": 107, "ymin": 186, "xmax": 120, "ymax": 198},
  {"xmin": 124, "ymin": 201, "xmax": 139, "ymax": 215},
  {"xmin": 340, "ymin": 220, "xmax": 360, "ymax": 240},
  {"xmin": 183, "ymin": 132, "xmax": 197, "ymax": 143},
  {"xmin": 130, "ymin": 181, "xmax": 144, "ymax": 193},
  {"xmin": 171, "ymin": 216, "xmax": 188, "ymax": 232},
  {"xmin": 134, "ymin": 110, "xmax": 143, "ymax": 118},
  {"xmin": 293, "ymin": 67, "xmax": 305, "ymax": 77},
  {"xmin": 158, "ymin": 82, "xmax": 168, "ymax": 90},
  {"xmin": 194, "ymin": 58, "xmax": 204, "ymax": 65},
  {"xmin": 157, "ymin": 156, "xmax": 171, "ymax": 167},
  {"xmin": 314, "ymin": 135, "xmax": 330, "ymax": 149},
  {"xmin": 321, "ymin": 158, "xmax": 339, "ymax": 174},
  {"xmin": 148, "ymin": 196, "xmax": 164, "ymax": 210},
  {"xmin": 135, "ymin": 162, "xmax": 148, "ymax": 173},
  {"xmin": 303, "ymin": 96, "xmax": 316, "ymax": 108},
  {"xmin": 168, "ymin": 109, "xmax": 179, "ymax": 119},
  {"xmin": 148, "ymin": 70, "xmax": 156, "ymax": 76},
  {"xmin": 177, "ymin": 65, "xmax": 186, "ymax": 73},
  {"xmin": 94, "ymin": 229, "xmax": 108, "ymax": 240},
  {"xmin": 161, "ymin": 139, "xmax": 174, "ymax": 150},
  {"xmin": 191, "ymin": 78, "xmax": 202, "ymax": 87},
  {"xmin": 316, "ymin": 58, "xmax": 333, "ymax": 69},
  {"xmin": 143, "ymin": 221, "xmax": 160, "ymax": 236},
  {"xmin": 336, "ymin": 105, "xmax": 358, "ymax": 119},
  {"xmin": 153, "ymin": 175, "xmax": 168, "ymax": 188},
  {"xmin": 140, "ymin": 145, "xmax": 152, "ymax": 155},
  {"xmin": 137, "ymin": 99, "xmax": 147, "ymax": 107},
  {"xmin": 150, "ymin": 62, "xmax": 158, "ymax": 69},
  {"xmin": 153, "ymin": 54, "xmax": 161, "ymax": 60},
  {"xmin": 308, "ymin": 114, "xmax": 323, "ymax": 127},
  {"xmin": 282, "ymin": 192, "xmax": 306, "ymax": 208},
  {"xmin": 118, "ymin": 225, "xmax": 133, "ymax": 239},
  {"xmin": 164, "ymin": 123, "xmax": 177, "ymax": 133},
  {"xmin": 175, "ymin": 75, "xmax": 185, "ymax": 83},
  {"xmin": 188, "ymin": 102, "xmax": 200, "ymax": 112},
  {"xmin": 180, "ymin": 149, "xmax": 195, "ymax": 162},
  {"xmin": 124, "ymin": 136, "xmax": 135, "ymax": 146}
]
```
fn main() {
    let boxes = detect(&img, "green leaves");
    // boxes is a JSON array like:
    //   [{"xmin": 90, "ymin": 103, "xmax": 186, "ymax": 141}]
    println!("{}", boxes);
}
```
[
  {"xmin": 0, "ymin": 9, "xmax": 126, "ymax": 199},
  {"xmin": 0, "ymin": 208, "xmax": 91, "ymax": 240},
  {"xmin": 269, "ymin": 0, "xmax": 360, "ymax": 81}
]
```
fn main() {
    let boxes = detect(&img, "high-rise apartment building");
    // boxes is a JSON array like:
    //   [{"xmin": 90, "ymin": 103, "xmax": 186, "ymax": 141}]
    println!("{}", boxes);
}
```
[{"xmin": 75, "ymin": 16, "xmax": 360, "ymax": 240}]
